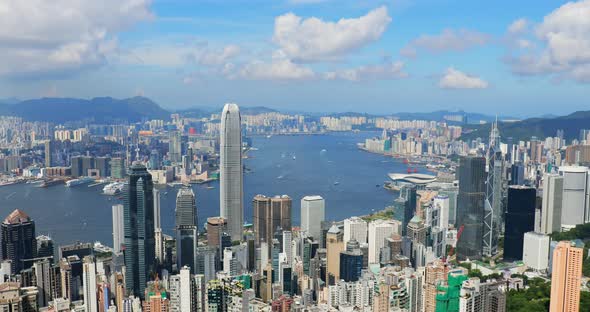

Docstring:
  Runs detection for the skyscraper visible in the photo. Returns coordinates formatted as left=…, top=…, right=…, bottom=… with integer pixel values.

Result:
left=326, top=225, right=344, bottom=285
left=550, top=241, right=583, bottom=312
left=456, top=156, right=486, bottom=261
left=252, top=195, right=292, bottom=251
left=83, top=256, right=98, bottom=312
left=300, top=195, right=325, bottom=240
left=541, top=173, right=563, bottom=234
left=219, top=103, right=243, bottom=242
left=44, top=140, right=52, bottom=167
left=123, top=163, right=156, bottom=298
left=483, top=119, right=503, bottom=257
left=504, top=186, right=536, bottom=261
left=1, top=209, right=36, bottom=274
left=400, top=185, right=417, bottom=235
left=112, top=204, right=124, bottom=255
left=343, top=217, right=368, bottom=246
left=557, top=166, right=590, bottom=229
left=169, top=131, right=182, bottom=163
left=176, top=187, right=198, bottom=272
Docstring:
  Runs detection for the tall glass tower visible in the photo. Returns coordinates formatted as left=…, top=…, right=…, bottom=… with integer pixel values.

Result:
left=123, top=163, right=155, bottom=298
left=1, top=209, right=36, bottom=274
left=456, top=156, right=486, bottom=261
left=176, top=187, right=198, bottom=272
left=219, top=103, right=243, bottom=241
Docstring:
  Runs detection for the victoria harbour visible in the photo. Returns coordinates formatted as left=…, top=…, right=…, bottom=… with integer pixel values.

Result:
left=0, top=131, right=411, bottom=246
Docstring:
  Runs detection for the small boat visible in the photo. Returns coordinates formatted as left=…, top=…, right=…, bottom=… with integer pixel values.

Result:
left=292, top=155, right=296, bottom=160
left=333, top=181, right=340, bottom=185
left=207, top=186, right=215, bottom=190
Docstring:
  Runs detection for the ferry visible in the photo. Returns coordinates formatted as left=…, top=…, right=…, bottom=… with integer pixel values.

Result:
left=66, top=177, right=95, bottom=187
left=103, top=182, right=125, bottom=195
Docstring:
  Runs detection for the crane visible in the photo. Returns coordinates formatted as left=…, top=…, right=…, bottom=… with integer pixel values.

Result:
left=444, top=224, right=464, bottom=263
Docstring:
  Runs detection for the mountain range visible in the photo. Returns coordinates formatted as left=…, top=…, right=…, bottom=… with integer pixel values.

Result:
left=462, top=110, right=590, bottom=141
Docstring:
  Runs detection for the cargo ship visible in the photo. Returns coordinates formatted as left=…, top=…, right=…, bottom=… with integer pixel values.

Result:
left=66, top=177, right=95, bottom=187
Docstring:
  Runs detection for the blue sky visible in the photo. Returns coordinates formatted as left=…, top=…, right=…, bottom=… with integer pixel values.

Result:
left=1, top=0, right=589, bottom=117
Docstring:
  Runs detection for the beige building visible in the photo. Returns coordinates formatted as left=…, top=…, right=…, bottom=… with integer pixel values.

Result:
left=326, top=225, right=344, bottom=284
left=550, top=241, right=583, bottom=312
left=424, top=261, right=449, bottom=312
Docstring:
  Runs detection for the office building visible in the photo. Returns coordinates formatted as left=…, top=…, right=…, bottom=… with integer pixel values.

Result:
left=343, top=217, right=367, bottom=246
left=44, top=140, right=52, bottom=167
left=110, top=157, right=125, bottom=179
left=510, top=163, right=524, bottom=185
left=252, top=195, right=292, bottom=251
left=219, top=103, right=244, bottom=241
left=206, top=217, right=227, bottom=249
left=522, top=232, right=550, bottom=272
left=558, top=166, right=590, bottom=229
left=368, top=220, right=399, bottom=264
left=1, top=209, right=36, bottom=274
left=326, top=225, right=344, bottom=285
left=339, top=250, right=363, bottom=282
left=112, top=204, right=124, bottom=255
left=168, top=131, right=182, bottom=163
left=504, top=186, right=536, bottom=261
left=550, top=241, right=583, bottom=312
left=456, top=156, right=486, bottom=261
left=400, top=185, right=417, bottom=235
left=176, top=187, right=198, bottom=272
left=541, top=174, right=563, bottom=234
left=300, top=195, right=325, bottom=240
left=123, top=163, right=156, bottom=298
left=82, top=257, right=98, bottom=312
left=36, top=235, right=54, bottom=259
left=433, top=195, right=450, bottom=229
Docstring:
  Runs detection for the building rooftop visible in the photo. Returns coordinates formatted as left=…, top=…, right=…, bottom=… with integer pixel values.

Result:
left=4, top=209, right=31, bottom=224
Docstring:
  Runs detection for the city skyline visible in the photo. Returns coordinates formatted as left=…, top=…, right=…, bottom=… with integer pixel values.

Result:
left=1, top=1, right=590, bottom=116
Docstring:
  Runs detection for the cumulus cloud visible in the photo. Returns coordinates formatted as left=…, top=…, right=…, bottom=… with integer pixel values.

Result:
left=0, top=0, right=153, bottom=78
left=505, top=0, right=590, bottom=82
left=401, top=29, right=490, bottom=58
left=273, top=6, right=391, bottom=62
left=439, top=68, right=488, bottom=89
left=323, top=61, right=408, bottom=81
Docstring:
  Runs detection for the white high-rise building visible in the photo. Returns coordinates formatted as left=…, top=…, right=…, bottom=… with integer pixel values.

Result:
left=522, top=231, right=550, bottom=272
left=558, top=166, right=590, bottom=229
left=83, top=257, right=98, bottom=312
left=433, top=195, right=450, bottom=229
left=220, top=103, right=244, bottom=241
left=541, top=173, right=563, bottom=234
left=282, top=231, right=293, bottom=266
left=343, top=217, right=368, bottom=246
left=154, top=188, right=161, bottom=229
left=179, top=266, right=195, bottom=312
left=368, top=220, right=399, bottom=264
left=112, top=204, right=124, bottom=255
left=301, top=195, right=325, bottom=240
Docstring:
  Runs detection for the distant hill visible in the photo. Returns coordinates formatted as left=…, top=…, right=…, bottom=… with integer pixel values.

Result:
left=392, top=110, right=516, bottom=124
left=1, top=96, right=169, bottom=123
left=239, top=106, right=277, bottom=115
left=461, top=110, right=590, bottom=141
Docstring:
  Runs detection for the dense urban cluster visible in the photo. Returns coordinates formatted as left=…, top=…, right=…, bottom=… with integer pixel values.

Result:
left=0, top=105, right=589, bottom=312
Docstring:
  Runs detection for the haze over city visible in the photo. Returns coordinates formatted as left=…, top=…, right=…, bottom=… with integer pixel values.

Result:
left=2, top=0, right=590, bottom=116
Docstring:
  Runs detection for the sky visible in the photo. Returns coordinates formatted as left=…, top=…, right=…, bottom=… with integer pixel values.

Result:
left=1, top=0, right=589, bottom=117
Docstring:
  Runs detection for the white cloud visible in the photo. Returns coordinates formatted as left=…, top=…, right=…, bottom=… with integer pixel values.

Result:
left=508, top=18, right=529, bottom=35
left=401, top=29, right=489, bottom=57
left=273, top=6, right=391, bottom=62
left=324, top=61, right=408, bottom=81
left=199, top=45, right=241, bottom=66
left=0, top=0, right=153, bottom=78
left=233, top=59, right=316, bottom=81
left=505, top=0, right=590, bottom=83
left=439, top=67, right=488, bottom=89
